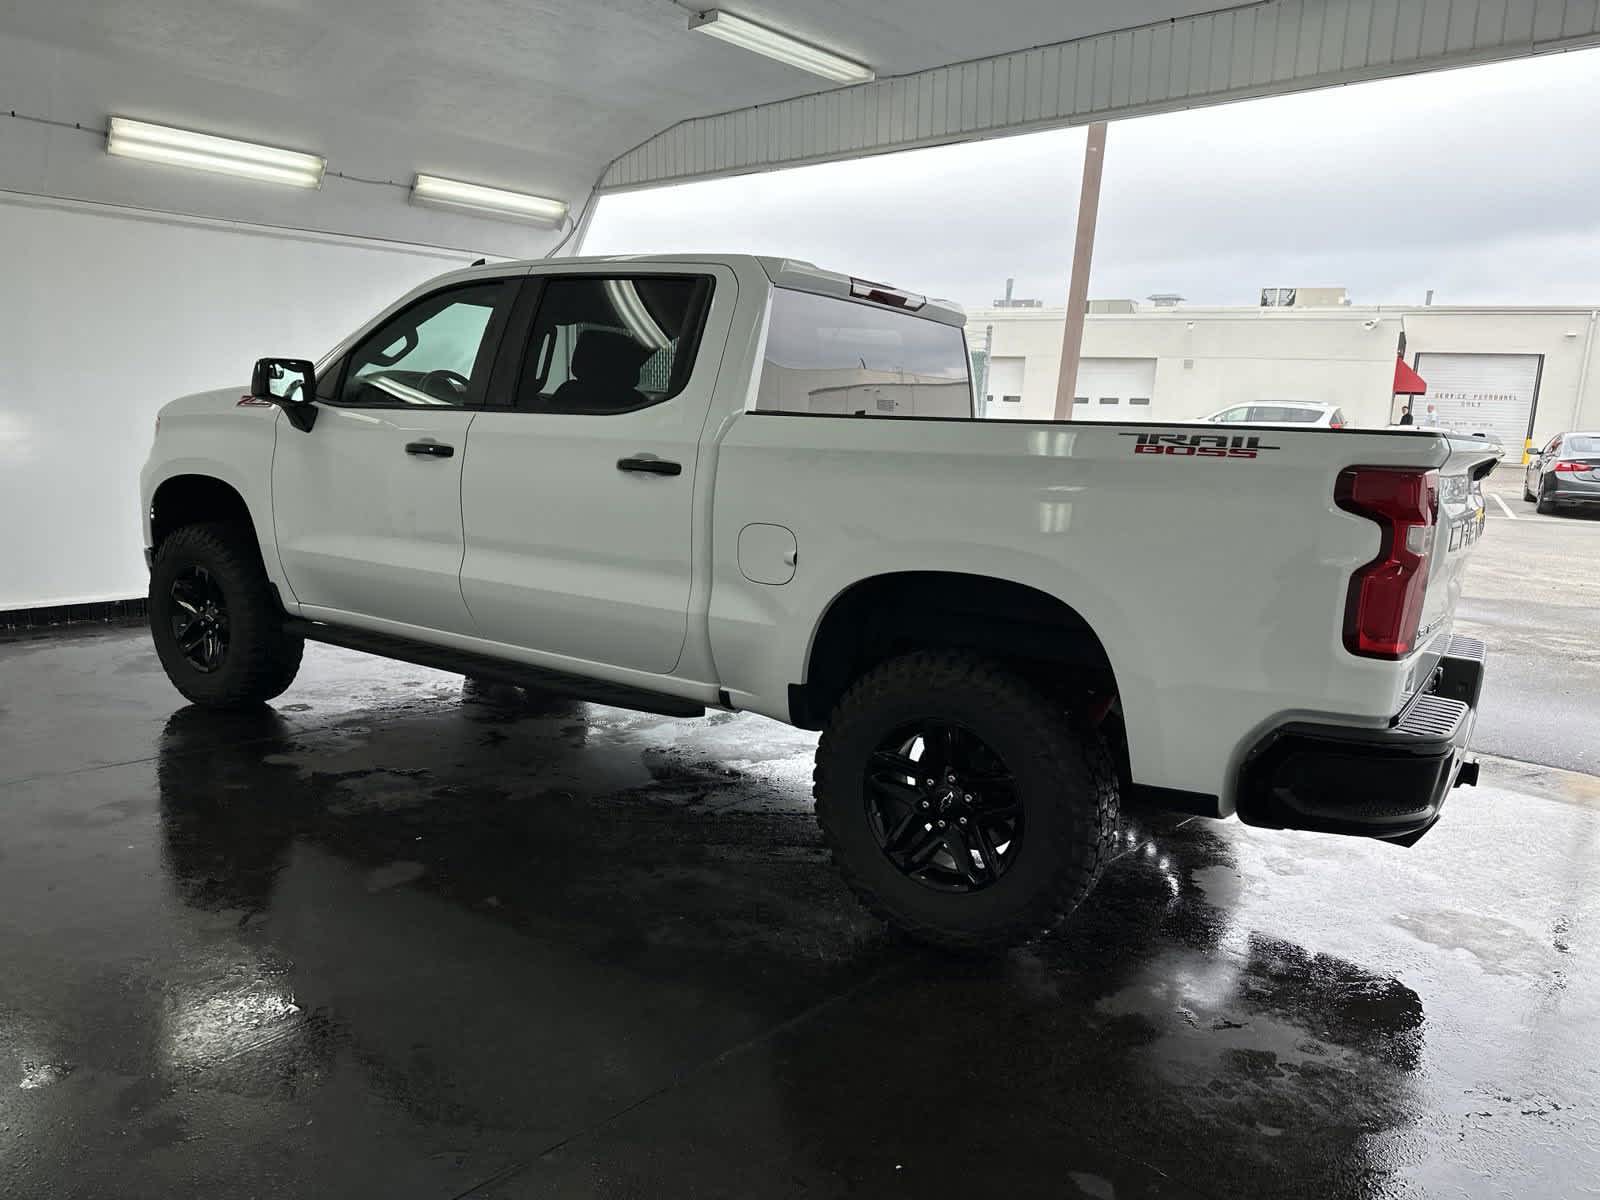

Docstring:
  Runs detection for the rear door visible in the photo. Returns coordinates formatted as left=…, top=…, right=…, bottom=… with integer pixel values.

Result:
left=272, top=278, right=517, bottom=633
left=459, top=267, right=735, bottom=674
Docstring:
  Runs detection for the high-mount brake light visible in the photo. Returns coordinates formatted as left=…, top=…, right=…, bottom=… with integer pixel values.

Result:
left=849, top=278, right=925, bottom=310
left=1335, top=466, right=1440, bottom=659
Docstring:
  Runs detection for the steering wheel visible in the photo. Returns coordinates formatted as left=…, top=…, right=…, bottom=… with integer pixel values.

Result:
left=418, top=369, right=471, bottom=402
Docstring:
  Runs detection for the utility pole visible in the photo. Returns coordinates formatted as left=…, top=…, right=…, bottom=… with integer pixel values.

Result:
left=1054, top=121, right=1108, bottom=421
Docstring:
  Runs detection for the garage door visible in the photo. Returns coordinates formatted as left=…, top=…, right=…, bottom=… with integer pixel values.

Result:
left=1413, top=353, right=1540, bottom=460
left=986, top=356, right=1026, bottom=409
left=1076, top=358, right=1156, bottom=416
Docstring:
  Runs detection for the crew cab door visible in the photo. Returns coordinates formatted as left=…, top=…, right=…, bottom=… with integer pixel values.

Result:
left=272, top=278, right=517, bottom=633
left=460, top=268, right=732, bottom=674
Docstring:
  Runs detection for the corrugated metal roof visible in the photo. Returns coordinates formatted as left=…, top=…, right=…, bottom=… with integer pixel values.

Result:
left=601, top=0, right=1600, bottom=192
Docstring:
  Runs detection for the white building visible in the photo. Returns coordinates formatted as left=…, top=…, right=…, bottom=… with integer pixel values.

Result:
left=969, top=293, right=1600, bottom=460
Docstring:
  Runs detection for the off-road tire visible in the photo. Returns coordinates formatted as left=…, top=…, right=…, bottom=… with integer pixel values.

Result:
left=149, top=522, right=303, bottom=707
left=814, top=651, right=1119, bottom=950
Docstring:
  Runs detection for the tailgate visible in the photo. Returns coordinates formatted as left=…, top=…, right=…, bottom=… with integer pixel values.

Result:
left=1418, top=436, right=1498, bottom=646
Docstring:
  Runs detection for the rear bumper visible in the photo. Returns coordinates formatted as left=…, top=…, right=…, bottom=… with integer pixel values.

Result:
left=1545, top=477, right=1600, bottom=505
left=1236, top=635, right=1486, bottom=845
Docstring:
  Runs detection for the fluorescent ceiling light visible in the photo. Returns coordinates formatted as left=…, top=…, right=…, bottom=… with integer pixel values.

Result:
left=689, top=10, right=874, bottom=84
left=411, top=174, right=568, bottom=226
left=106, top=117, right=324, bottom=188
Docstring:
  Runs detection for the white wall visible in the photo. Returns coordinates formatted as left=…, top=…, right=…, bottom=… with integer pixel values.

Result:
left=1404, top=309, right=1600, bottom=446
left=972, top=306, right=1402, bottom=425
left=0, top=195, right=482, bottom=610
left=973, top=303, right=1600, bottom=438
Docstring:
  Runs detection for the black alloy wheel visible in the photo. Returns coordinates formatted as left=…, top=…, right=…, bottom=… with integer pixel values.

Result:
left=169, top=565, right=230, bottom=673
left=148, top=522, right=304, bottom=707
left=864, top=719, right=1023, bottom=893
left=814, top=651, right=1120, bottom=949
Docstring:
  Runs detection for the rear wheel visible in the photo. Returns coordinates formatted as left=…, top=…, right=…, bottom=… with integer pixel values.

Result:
left=814, top=652, right=1119, bottom=950
left=149, top=522, right=303, bottom=707
left=1536, top=476, right=1556, bottom=515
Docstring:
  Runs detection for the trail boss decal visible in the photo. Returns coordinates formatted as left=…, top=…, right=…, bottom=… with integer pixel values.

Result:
left=1120, top=432, right=1280, bottom=459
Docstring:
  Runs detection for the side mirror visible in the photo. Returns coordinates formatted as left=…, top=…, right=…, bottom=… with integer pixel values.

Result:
left=251, top=358, right=318, bottom=431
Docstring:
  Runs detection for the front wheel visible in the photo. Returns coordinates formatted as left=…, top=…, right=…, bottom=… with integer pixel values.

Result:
left=149, top=522, right=303, bottom=707
left=814, top=652, right=1119, bottom=950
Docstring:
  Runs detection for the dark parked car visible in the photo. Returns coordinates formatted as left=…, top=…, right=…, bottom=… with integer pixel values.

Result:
left=1525, top=432, right=1600, bottom=514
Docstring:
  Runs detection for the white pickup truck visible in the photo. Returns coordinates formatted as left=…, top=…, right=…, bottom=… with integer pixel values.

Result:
left=141, top=254, right=1498, bottom=948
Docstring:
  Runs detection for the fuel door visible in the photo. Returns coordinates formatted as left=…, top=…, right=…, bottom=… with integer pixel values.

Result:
left=737, top=523, right=797, bottom=586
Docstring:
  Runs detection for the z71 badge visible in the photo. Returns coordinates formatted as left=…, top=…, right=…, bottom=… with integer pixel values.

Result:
left=1119, top=432, right=1280, bottom=459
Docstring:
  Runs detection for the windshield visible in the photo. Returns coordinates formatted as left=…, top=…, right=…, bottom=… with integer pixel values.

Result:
left=757, top=288, right=971, bottom=418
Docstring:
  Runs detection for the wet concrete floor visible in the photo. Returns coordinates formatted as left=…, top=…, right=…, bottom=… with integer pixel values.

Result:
left=2, top=626, right=1597, bottom=1198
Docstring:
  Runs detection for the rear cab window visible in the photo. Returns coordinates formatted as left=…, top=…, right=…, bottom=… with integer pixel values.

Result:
left=756, top=288, right=971, bottom=418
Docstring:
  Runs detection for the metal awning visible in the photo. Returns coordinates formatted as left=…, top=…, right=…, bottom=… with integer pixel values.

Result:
left=4, top=0, right=1598, bottom=257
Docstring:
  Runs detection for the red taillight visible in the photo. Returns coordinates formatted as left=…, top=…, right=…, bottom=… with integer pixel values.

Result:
left=1335, top=466, right=1439, bottom=659
left=1552, top=460, right=1584, bottom=472
left=1330, top=420, right=1345, bottom=429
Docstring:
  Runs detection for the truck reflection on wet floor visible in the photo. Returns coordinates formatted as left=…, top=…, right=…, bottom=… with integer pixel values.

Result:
left=153, top=693, right=1425, bottom=1197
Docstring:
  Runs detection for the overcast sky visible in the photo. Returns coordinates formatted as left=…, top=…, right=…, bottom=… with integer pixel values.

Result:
left=585, top=46, right=1600, bottom=310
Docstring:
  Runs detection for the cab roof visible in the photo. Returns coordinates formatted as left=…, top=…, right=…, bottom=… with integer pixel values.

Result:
left=485, top=253, right=967, bottom=328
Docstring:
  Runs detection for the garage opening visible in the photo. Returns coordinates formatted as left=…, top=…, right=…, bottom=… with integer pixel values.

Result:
left=1414, top=352, right=1543, bottom=461
left=1076, top=358, right=1157, bottom=415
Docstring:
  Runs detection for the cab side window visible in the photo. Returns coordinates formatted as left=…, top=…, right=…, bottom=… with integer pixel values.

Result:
left=340, top=281, right=512, bottom=408
left=514, top=275, right=713, bottom=414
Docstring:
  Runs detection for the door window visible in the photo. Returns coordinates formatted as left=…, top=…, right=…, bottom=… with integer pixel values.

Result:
left=1213, top=406, right=1250, bottom=422
left=514, top=275, right=713, bottom=413
left=341, top=281, right=512, bottom=408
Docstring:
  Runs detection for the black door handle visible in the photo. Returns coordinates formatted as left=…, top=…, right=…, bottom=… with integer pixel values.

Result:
left=617, top=456, right=682, bottom=476
left=406, top=441, right=454, bottom=458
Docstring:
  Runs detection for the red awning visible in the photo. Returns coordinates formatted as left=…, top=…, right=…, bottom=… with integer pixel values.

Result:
left=1393, top=356, right=1427, bottom=395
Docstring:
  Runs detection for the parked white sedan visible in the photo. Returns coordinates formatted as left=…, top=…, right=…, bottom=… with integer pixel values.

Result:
left=1200, top=402, right=1349, bottom=428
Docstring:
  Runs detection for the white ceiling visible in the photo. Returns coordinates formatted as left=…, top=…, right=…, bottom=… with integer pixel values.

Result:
left=0, top=0, right=1240, bottom=253
left=3, top=0, right=1595, bottom=255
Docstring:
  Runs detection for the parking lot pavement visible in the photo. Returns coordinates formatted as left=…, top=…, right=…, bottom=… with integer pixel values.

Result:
left=1457, top=469, right=1600, bottom=774
left=3, top=628, right=1598, bottom=1199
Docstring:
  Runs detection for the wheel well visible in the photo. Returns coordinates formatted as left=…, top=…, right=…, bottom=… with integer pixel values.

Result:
left=792, top=572, right=1119, bottom=731
left=149, top=475, right=255, bottom=549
